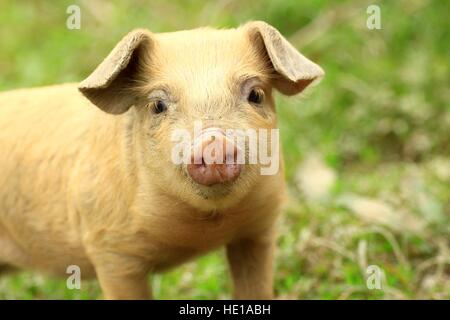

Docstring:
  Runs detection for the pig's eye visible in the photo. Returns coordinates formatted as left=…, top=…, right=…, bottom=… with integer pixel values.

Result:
left=247, top=88, right=264, bottom=104
left=152, top=100, right=168, bottom=114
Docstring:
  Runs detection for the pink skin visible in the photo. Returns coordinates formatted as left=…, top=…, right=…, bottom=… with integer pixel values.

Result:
left=187, top=128, right=242, bottom=186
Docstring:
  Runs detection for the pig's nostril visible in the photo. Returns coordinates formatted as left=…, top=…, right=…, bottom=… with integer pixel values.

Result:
left=225, top=152, right=235, bottom=164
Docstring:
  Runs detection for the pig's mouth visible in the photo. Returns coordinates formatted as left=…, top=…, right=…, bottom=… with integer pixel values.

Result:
left=194, top=181, right=237, bottom=199
left=187, top=161, right=242, bottom=186
left=181, top=162, right=244, bottom=199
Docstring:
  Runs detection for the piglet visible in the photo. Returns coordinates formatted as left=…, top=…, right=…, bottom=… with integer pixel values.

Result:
left=0, top=21, right=324, bottom=299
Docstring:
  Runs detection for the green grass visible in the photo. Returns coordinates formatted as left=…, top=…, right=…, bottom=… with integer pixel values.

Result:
left=0, top=0, right=449, bottom=299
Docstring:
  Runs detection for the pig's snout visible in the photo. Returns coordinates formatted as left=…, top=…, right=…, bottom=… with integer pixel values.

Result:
left=187, top=128, right=242, bottom=186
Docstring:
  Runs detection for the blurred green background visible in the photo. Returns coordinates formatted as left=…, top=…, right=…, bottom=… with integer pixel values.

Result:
left=0, top=0, right=448, bottom=299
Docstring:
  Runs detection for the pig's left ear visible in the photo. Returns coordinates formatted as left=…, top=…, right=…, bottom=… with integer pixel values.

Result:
left=244, top=21, right=324, bottom=95
left=78, top=29, right=153, bottom=114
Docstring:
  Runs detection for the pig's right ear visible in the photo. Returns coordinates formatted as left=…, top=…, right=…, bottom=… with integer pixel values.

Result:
left=78, top=29, right=153, bottom=114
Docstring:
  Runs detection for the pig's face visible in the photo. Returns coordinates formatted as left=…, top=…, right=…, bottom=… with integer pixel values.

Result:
left=79, top=22, right=324, bottom=211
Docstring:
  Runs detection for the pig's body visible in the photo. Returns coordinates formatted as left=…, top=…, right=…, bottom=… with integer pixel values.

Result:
left=0, top=83, right=283, bottom=278
left=0, top=84, right=99, bottom=276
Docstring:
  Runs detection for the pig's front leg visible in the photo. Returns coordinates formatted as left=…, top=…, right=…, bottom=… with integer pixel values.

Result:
left=226, top=231, right=275, bottom=300
left=89, top=252, right=151, bottom=300
left=96, top=269, right=150, bottom=300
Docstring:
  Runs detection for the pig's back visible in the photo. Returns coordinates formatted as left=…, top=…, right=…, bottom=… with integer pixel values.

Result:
left=0, top=83, right=95, bottom=147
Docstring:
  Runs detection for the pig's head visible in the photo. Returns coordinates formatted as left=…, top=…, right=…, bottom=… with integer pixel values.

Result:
left=79, top=21, right=324, bottom=211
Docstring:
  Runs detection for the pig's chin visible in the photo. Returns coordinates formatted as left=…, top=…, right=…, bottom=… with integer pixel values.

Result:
left=192, top=179, right=237, bottom=198
left=189, top=183, right=247, bottom=211
left=180, top=164, right=251, bottom=210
